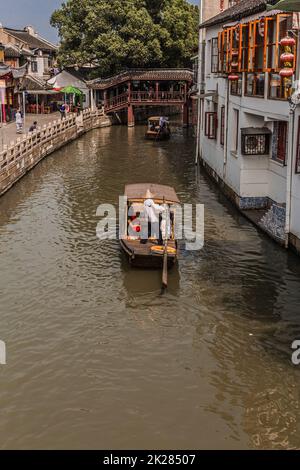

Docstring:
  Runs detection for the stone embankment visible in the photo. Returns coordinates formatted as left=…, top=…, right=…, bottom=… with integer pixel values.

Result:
left=0, top=109, right=112, bottom=197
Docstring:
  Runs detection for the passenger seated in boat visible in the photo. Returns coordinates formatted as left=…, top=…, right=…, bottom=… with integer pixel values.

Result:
left=128, top=213, right=141, bottom=240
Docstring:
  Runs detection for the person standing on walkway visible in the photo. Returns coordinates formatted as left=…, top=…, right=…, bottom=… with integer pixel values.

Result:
left=15, top=110, right=23, bottom=134
left=59, top=103, right=66, bottom=120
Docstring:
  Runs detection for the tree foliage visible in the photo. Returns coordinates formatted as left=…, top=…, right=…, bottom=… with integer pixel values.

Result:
left=50, top=0, right=199, bottom=76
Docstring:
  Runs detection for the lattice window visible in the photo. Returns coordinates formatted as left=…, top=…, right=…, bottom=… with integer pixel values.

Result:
left=242, top=131, right=270, bottom=156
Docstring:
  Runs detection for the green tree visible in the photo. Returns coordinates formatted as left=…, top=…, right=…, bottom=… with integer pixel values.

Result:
left=50, top=0, right=199, bottom=76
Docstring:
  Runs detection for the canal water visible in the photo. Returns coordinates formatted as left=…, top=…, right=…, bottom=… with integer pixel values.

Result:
left=1, top=123, right=300, bottom=450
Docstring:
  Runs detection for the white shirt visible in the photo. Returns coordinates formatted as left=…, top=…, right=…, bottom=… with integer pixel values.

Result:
left=144, top=199, right=165, bottom=223
left=15, top=112, right=22, bottom=124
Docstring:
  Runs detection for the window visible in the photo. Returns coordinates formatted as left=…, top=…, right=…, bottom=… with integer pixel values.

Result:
left=232, top=109, right=239, bottom=153
left=218, top=13, right=295, bottom=76
left=272, top=121, right=288, bottom=164
left=31, top=61, right=38, bottom=73
left=231, top=74, right=242, bottom=96
left=211, top=38, right=219, bottom=73
left=252, top=20, right=266, bottom=72
left=205, top=112, right=218, bottom=140
left=277, top=14, right=294, bottom=70
left=241, top=129, right=270, bottom=155
left=296, top=117, right=300, bottom=174
left=220, top=106, right=225, bottom=146
left=265, top=17, right=276, bottom=70
left=230, top=26, right=240, bottom=71
left=240, top=24, right=250, bottom=72
left=269, top=72, right=292, bottom=99
left=218, top=30, right=229, bottom=73
left=245, top=73, right=265, bottom=97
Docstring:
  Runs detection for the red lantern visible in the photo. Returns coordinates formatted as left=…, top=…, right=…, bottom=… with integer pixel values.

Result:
left=280, top=36, right=296, bottom=47
left=231, top=62, right=239, bottom=69
left=280, top=52, right=295, bottom=63
left=228, top=73, right=239, bottom=81
left=279, top=68, right=294, bottom=78
left=232, top=49, right=239, bottom=57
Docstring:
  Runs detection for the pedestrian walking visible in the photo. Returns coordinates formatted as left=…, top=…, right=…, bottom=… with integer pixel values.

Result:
left=59, top=103, right=66, bottom=120
left=15, top=109, right=23, bottom=134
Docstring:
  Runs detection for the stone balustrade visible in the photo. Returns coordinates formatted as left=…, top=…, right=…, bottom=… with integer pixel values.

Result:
left=0, top=108, right=111, bottom=197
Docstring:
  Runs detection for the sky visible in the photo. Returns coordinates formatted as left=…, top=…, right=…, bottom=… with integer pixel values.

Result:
left=0, top=0, right=199, bottom=44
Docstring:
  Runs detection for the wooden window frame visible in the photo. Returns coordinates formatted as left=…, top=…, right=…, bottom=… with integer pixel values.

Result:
left=265, top=17, right=276, bottom=72
left=234, top=110, right=239, bottom=153
left=219, top=13, right=296, bottom=76
left=220, top=106, right=225, bottom=146
left=275, top=13, right=296, bottom=71
left=211, top=37, right=219, bottom=73
left=231, top=73, right=243, bottom=96
left=240, top=23, right=250, bottom=72
left=205, top=112, right=218, bottom=140
left=272, top=121, right=288, bottom=165
left=268, top=72, right=293, bottom=100
left=245, top=72, right=265, bottom=97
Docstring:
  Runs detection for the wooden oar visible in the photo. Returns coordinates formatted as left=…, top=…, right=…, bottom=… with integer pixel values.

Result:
left=162, top=199, right=168, bottom=289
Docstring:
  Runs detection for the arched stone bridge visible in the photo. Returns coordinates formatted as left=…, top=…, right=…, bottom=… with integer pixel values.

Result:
left=88, top=69, right=194, bottom=126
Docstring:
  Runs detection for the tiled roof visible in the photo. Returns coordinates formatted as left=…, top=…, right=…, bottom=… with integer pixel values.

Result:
left=20, top=74, right=48, bottom=91
left=200, top=0, right=279, bottom=29
left=88, top=69, right=194, bottom=89
left=4, top=45, right=21, bottom=58
left=0, top=63, right=27, bottom=79
left=3, top=44, right=33, bottom=58
left=3, top=28, right=57, bottom=51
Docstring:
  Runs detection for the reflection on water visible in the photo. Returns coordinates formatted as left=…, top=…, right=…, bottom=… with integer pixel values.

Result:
left=1, top=122, right=300, bottom=449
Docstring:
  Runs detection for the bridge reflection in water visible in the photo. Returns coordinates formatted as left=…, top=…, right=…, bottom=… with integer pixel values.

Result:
left=88, top=69, right=194, bottom=126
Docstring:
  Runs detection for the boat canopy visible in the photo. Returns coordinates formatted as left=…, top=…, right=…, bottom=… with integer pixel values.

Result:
left=148, top=116, right=161, bottom=122
left=125, top=184, right=180, bottom=204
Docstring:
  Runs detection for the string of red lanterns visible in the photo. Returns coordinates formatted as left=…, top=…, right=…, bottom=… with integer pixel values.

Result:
left=279, top=35, right=296, bottom=79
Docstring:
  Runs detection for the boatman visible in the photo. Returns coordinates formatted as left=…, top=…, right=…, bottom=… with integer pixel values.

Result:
left=141, top=192, right=165, bottom=245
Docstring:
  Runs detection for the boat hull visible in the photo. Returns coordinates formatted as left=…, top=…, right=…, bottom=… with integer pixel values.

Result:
left=120, top=239, right=177, bottom=269
left=145, top=131, right=171, bottom=141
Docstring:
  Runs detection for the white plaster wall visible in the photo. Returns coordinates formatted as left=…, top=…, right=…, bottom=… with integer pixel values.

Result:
left=290, top=109, right=300, bottom=239
left=37, top=55, right=45, bottom=77
left=200, top=24, right=291, bottom=206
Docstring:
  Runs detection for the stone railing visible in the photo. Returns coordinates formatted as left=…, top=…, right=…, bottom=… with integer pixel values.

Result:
left=0, top=108, right=111, bottom=197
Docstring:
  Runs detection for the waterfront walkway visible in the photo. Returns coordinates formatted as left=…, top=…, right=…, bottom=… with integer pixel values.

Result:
left=0, top=113, right=61, bottom=150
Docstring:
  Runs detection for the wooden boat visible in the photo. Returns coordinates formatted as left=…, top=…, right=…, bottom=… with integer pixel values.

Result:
left=145, top=116, right=171, bottom=141
left=120, top=183, right=179, bottom=270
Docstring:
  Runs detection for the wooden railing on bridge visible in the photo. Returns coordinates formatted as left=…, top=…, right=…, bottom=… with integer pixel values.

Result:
left=104, top=91, right=186, bottom=113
